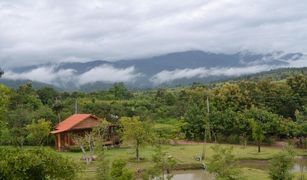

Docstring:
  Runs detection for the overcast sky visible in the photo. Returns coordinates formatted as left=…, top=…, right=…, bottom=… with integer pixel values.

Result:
left=1, top=0, right=307, bottom=68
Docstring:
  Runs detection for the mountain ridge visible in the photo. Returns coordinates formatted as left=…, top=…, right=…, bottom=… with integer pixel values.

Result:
left=1, top=50, right=305, bottom=91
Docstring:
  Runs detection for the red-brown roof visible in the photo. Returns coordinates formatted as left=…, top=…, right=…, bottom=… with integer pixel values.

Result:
left=51, top=114, right=98, bottom=134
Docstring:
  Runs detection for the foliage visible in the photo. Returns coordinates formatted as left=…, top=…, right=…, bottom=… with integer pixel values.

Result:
left=36, top=87, right=58, bottom=105
left=110, top=159, right=134, bottom=180
left=120, top=116, right=153, bottom=161
left=269, top=145, right=296, bottom=180
left=71, top=132, right=96, bottom=164
left=26, top=119, right=51, bottom=145
left=183, top=102, right=206, bottom=140
left=143, top=145, right=177, bottom=180
left=6, top=107, right=32, bottom=147
left=250, top=119, right=265, bottom=153
left=96, top=149, right=111, bottom=180
left=153, top=122, right=184, bottom=144
left=109, top=82, right=132, bottom=100
left=245, top=107, right=282, bottom=152
left=0, top=71, right=307, bottom=148
left=207, top=145, right=243, bottom=180
left=0, top=148, right=79, bottom=180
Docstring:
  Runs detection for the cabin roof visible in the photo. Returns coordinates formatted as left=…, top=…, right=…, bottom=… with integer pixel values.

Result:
left=50, top=114, right=98, bottom=134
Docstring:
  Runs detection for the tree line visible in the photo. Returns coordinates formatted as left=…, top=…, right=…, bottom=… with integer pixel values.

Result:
left=0, top=74, right=306, bottom=149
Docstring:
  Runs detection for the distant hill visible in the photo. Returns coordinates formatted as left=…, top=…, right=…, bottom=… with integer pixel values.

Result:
left=0, top=50, right=305, bottom=91
left=227, top=67, right=307, bottom=82
left=0, top=79, right=58, bottom=90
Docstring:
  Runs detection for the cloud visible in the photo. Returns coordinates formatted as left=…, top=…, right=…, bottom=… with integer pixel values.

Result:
left=3, top=67, right=76, bottom=85
left=150, top=65, right=281, bottom=85
left=287, top=55, right=307, bottom=67
left=0, top=0, right=307, bottom=68
left=3, top=65, right=141, bottom=85
left=78, top=65, right=141, bottom=84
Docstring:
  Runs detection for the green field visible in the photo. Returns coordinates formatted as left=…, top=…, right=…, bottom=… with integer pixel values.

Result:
left=59, top=143, right=307, bottom=179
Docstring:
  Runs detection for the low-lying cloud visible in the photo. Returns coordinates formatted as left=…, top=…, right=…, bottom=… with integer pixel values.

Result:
left=150, top=65, right=281, bottom=85
left=78, top=65, right=141, bottom=84
left=3, top=67, right=76, bottom=85
left=3, top=65, right=141, bottom=86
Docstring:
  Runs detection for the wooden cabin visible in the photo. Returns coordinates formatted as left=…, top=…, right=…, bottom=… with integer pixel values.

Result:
left=51, top=114, right=118, bottom=151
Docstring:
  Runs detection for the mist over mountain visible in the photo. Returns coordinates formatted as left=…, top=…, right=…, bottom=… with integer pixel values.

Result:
left=1, top=50, right=305, bottom=91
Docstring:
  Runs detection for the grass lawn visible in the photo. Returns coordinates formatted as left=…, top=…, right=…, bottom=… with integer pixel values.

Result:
left=60, top=143, right=307, bottom=179
left=62, top=143, right=307, bottom=164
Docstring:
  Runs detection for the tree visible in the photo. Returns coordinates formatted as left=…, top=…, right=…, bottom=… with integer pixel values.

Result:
left=52, top=98, right=64, bottom=122
left=245, top=107, right=281, bottom=152
left=143, top=145, right=177, bottom=180
left=36, top=87, right=58, bottom=105
left=250, top=119, right=265, bottom=153
left=96, top=148, right=111, bottom=180
left=26, top=119, right=51, bottom=145
left=120, top=117, right=153, bottom=161
left=109, top=82, right=132, bottom=100
left=183, top=102, right=206, bottom=140
left=72, top=132, right=96, bottom=164
left=153, top=121, right=184, bottom=145
left=269, top=146, right=295, bottom=180
left=73, top=120, right=110, bottom=165
left=213, top=83, right=251, bottom=111
left=287, top=74, right=307, bottom=98
left=0, top=84, right=11, bottom=142
left=7, top=107, right=32, bottom=148
left=207, top=145, right=243, bottom=180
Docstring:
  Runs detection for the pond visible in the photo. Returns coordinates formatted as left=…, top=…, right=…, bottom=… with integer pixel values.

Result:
left=171, top=170, right=213, bottom=180
left=170, top=156, right=307, bottom=180
left=238, top=156, right=307, bottom=172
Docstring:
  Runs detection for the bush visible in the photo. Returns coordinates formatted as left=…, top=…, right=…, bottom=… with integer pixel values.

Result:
left=207, top=145, right=243, bottom=180
left=110, top=159, right=134, bottom=180
left=96, top=150, right=111, bottom=180
left=269, top=146, right=295, bottom=180
left=0, top=147, right=79, bottom=180
left=67, top=145, right=83, bottom=152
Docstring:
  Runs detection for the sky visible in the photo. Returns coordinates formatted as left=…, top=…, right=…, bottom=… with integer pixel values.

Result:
left=1, top=0, right=307, bottom=68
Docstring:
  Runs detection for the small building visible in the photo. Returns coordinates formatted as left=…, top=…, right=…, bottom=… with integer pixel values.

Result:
left=51, top=114, right=118, bottom=151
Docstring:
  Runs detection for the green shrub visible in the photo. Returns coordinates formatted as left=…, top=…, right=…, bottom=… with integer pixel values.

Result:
left=269, top=146, right=295, bottom=180
left=207, top=145, right=244, bottom=180
left=110, top=159, right=134, bottom=180
left=0, top=147, right=79, bottom=180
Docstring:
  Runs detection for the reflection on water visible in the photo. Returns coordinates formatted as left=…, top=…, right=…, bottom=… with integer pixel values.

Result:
left=172, top=170, right=213, bottom=180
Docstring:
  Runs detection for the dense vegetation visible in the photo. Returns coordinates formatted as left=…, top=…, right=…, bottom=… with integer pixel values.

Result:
left=0, top=73, right=306, bottom=147
left=0, top=70, right=306, bottom=179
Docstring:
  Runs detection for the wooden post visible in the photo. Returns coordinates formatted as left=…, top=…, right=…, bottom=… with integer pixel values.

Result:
left=57, top=133, right=61, bottom=151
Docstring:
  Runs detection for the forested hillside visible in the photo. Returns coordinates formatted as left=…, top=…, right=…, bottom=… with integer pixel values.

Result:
left=1, top=50, right=305, bottom=91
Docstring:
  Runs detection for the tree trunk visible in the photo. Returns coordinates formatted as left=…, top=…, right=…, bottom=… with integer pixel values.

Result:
left=80, top=145, right=89, bottom=164
left=136, top=141, right=140, bottom=161
left=89, top=141, right=94, bottom=162
left=258, top=142, right=261, bottom=153
left=212, top=131, right=217, bottom=143
left=162, top=166, right=165, bottom=180
left=57, top=112, right=61, bottom=123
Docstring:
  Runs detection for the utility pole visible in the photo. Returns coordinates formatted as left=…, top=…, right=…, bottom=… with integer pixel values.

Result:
left=206, top=96, right=211, bottom=140
left=75, top=98, right=78, bottom=114
left=202, top=96, right=210, bottom=165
